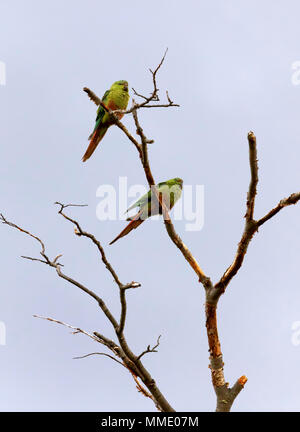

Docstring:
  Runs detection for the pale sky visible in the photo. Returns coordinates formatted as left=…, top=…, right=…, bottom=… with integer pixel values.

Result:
left=1, top=0, right=300, bottom=412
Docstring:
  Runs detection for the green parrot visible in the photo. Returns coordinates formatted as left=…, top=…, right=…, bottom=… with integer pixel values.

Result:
left=82, top=80, right=130, bottom=162
left=110, top=178, right=183, bottom=245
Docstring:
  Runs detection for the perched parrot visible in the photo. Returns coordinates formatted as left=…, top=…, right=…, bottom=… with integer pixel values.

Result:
left=82, top=80, right=130, bottom=162
left=109, top=178, right=183, bottom=245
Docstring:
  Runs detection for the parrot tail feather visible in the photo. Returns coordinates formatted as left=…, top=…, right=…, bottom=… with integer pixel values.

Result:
left=109, top=211, right=145, bottom=245
left=82, top=127, right=107, bottom=162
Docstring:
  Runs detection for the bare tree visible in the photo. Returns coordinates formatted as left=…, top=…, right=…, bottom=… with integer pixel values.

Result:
left=2, top=52, right=300, bottom=412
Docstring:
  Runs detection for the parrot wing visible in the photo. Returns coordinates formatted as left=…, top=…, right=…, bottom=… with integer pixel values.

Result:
left=125, top=182, right=170, bottom=214
left=125, top=189, right=152, bottom=213
left=82, top=90, right=110, bottom=162
left=88, top=90, right=110, bottom=138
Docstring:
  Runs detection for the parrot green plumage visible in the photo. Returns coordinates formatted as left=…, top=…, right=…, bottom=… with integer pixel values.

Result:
left=82, top=80, right=130, bottom=162
left=109, top=178, right=183, bottom=245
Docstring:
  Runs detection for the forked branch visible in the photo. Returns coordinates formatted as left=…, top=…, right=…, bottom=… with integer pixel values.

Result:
left=204, top=131, right=299, bottom=411
left=214, top=132, right=300, bottom=297
left=0, top=209, right=174, bottom=412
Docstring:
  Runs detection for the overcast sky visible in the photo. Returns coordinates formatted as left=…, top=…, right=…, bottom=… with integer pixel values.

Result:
left=1, top=0, right=300, bottom=412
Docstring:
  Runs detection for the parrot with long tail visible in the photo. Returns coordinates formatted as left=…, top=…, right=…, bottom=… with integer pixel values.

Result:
left=110, top=178, right=183, bottom=245
left=82, top=80, right=130, bottom=162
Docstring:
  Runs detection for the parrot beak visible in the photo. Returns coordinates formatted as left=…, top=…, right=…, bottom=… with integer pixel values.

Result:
left=124, top=83, right=128, bottom=92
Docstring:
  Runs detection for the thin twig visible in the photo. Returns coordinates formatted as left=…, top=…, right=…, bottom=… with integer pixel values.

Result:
left=257, top=192, right=300, bottom=227
left=137, top=335, right=161, bottom=361
left=1, top=213, right=48, bottom=260
left=33, top=315, right=102, bottom=343
left=73, top=352, right=125, bottom=367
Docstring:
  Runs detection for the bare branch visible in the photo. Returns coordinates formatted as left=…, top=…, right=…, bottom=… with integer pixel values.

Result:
left=131, top=87, right=149, bottom=101
left=83, top=87, right=101, bottom=106
left=132, top=107, right=155, bottom=186
left=161, top=214, right=211, bottom=287
left=21, top=255, right=49, bottom=265
left=214, top=131, right=300, bottom=296
left=214, top=132, right=260, bottom=295
left=245, top=131, right=258, bottom=221
left=33, top=315, right=102, bottom=343
left=126, top=367, right=163, bottom=412
left=1, top=209, right=175, bottom=411
left=257, top=192, right=300, bottom=227
left=119, top=289, right=127, bottom=335
left=55, top=202, right=139, bottom=291
left=124, top=100, right=180, bottom=113
left=204, top=130, right=299, bottom=410
left=2, top=212, right=121, bottom=330
left=73, top=352, right=125, bottom=367
left=55, top=203, right=88, bottom=209
left=137, top=335, right=162, bottom=361
left=205, top=303, right=247, bottom=411
left=55, top=265, right=120, bottom=330
left=121, top=49, right=179, bottom=113
left=112, top=118, right=143, bottom=158
left=54, top=201, right=143, bottom=341
left=1, top=213, right=49, bottom=262
left=122, top=281, right=141, bottom=290
left=33, top=314, right=166, bottom=410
